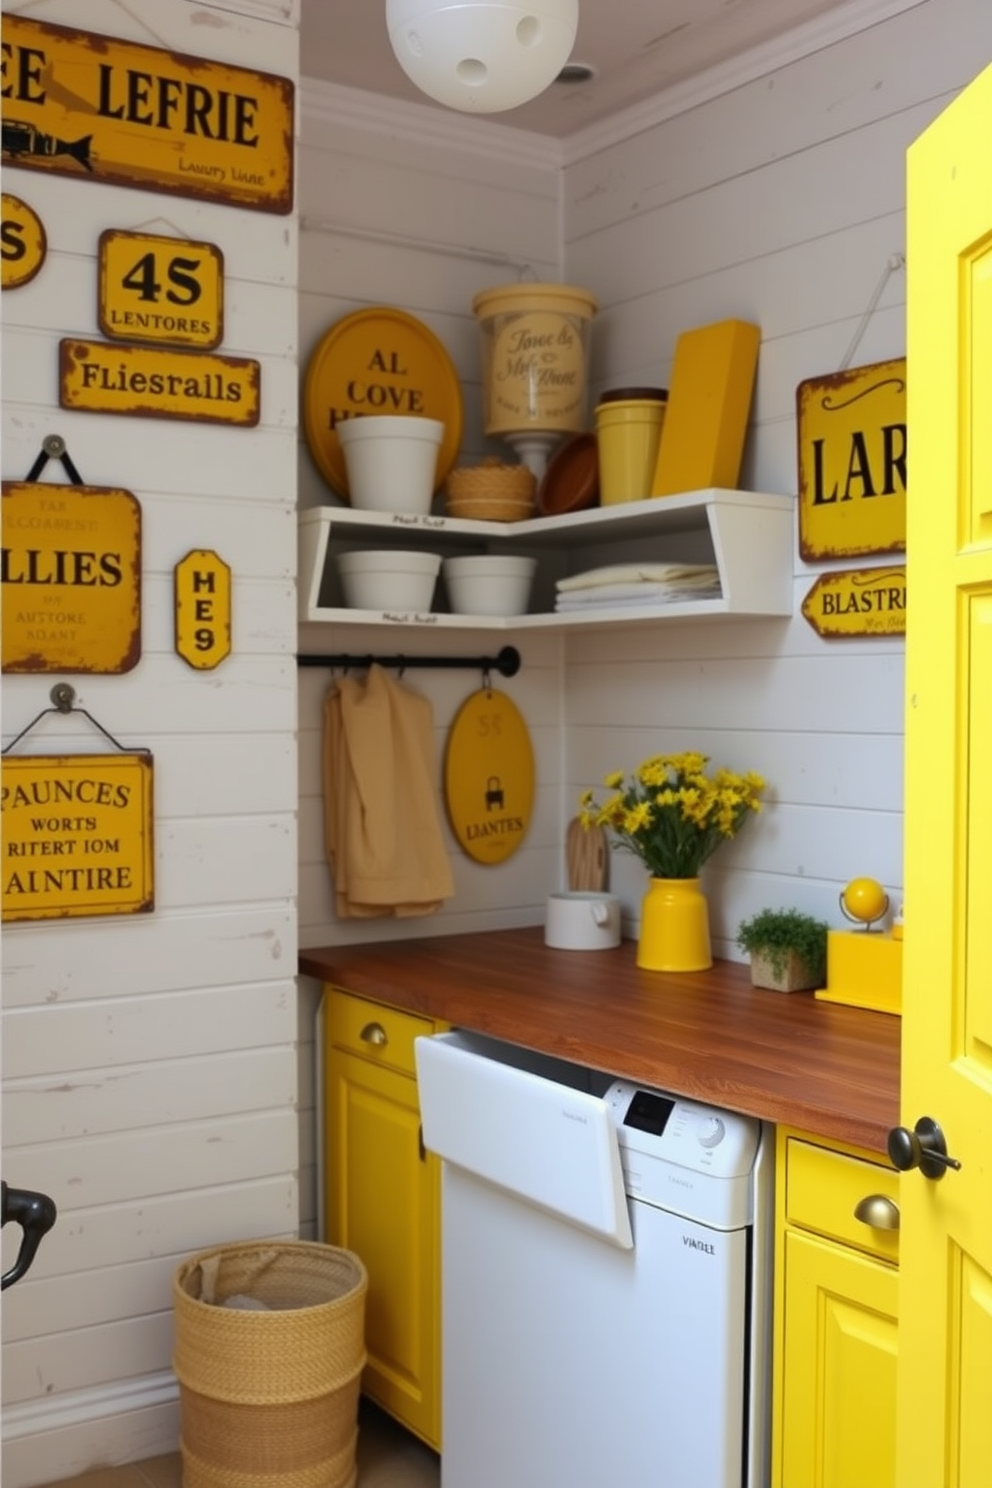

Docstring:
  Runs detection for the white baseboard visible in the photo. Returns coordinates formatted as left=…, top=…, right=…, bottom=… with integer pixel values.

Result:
left=1, top=1374, right=180, bottom=1488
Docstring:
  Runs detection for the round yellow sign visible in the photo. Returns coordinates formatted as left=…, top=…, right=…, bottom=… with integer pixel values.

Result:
left=2, top=194, right=47, bottom=290
left=444, top=689, right=534, bottom=865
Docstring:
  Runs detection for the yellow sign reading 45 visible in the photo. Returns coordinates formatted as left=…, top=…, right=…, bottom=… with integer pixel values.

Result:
left=99, top=229, right=224, bottom=349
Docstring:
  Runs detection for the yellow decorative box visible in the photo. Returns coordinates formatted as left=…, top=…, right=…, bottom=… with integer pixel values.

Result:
left=814, top=929, right=902, bottom=1016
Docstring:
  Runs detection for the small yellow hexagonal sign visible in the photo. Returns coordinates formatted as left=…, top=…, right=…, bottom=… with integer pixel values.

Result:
left=174, top=550, right=231, bottom=669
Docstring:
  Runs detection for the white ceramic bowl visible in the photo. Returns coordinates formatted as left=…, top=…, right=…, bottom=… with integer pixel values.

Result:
left=337, top=415, right=445, bottom=514
left=442, top=554, right=537, bottom=616
left=337, top=549, right=442, bottom=611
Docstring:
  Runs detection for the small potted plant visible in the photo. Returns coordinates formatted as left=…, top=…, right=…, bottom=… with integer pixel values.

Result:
left=736, top=907, right=830, bottom=993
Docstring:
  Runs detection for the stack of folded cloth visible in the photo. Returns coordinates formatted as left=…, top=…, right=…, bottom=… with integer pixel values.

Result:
left=555, top=562, right=722, bottom=611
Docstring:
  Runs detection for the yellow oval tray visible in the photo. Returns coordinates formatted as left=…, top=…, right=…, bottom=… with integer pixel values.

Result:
left=303, top=306, right=464, bottom=498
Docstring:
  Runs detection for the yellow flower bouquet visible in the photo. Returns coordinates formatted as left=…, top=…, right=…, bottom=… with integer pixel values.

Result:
left=580, top=751, right=766, bottom=880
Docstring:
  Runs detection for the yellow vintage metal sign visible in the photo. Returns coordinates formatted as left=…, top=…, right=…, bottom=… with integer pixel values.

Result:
left=1, top=15, right=294, bottom=213
left=801, top=565, right=906, bottom=638
left=59, top=338, right=260, bottom=426
left=174, top=549, right=231, bottom=669
left=443, top=689, right=534, bottom=865
left=1, top=752, right=154, bottom=922
left=797, top=357, right=907, bottom=560
left=99, top=230, right=224, bottom=348
left=2, top=481, right=141, bottom=673
left=1, top=192, right=46, bottom=289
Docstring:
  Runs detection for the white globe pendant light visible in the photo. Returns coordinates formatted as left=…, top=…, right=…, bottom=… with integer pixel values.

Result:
left=386, top=0, right=579, bottom=113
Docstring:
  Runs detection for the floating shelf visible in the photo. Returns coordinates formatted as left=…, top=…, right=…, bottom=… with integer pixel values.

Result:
left=297, top=488, right=796, bottom=632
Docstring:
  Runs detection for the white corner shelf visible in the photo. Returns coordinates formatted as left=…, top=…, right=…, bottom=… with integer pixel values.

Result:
left=297, top=488, right=796, bottom=633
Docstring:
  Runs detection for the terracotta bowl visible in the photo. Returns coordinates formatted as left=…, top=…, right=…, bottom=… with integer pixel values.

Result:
left=536, top=433, right=599, bottom=516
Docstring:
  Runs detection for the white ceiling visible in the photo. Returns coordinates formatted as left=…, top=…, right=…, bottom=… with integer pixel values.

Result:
left=301, top=0, right=863, bottom=138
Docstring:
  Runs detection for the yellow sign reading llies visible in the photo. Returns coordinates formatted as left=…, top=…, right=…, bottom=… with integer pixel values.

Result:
left=1, top=15, right=294, bottom=214
left=59, top=338, right=260, bottom=426
left=1, top=752, right=155, bottom=922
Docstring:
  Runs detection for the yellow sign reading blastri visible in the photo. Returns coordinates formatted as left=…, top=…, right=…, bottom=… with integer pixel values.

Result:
left=1, top=752, right=154, bottom=922
left=802, top=565, right=906, bottom=638
left=2, top=481, right=141, bottom=674
left=59, top=338, right=260, bottom=426
left=797, top=357, right=907, bottom=560
left=1, top=192, right=46, bottom=289
left=99, top=230, right=224, bottom=348
left=1, top=15, right=294, bottom=213
left=175, top=550, right=231, bottom=669
left=443, top=689, right=535, bottom=865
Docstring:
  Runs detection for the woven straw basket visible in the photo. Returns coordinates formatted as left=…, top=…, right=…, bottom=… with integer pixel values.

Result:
left=445, top=458, right=536, bottom=521
left=173, top=1241, right=368, bottom=1488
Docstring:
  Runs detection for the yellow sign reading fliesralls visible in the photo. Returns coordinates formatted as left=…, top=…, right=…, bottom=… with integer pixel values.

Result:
left=444, top=689, right=534, bottom=865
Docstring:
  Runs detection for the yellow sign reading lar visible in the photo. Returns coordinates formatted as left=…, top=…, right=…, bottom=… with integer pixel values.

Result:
left=1, top=193, right=47, bottom=289
left=99, top=230, right=224, bottom=349
left=1, top=752, right=154, bottom=922
left=1, top=15, right=294, bottom=214
left=798, top=357, right=907, bottom=561
left=175, top=550, right=231, bottom=669
left=802, top=565, right=906, bottom=638
left=2, top=481, right=141, bottom=674
left=60, top=338, right=260, bottom=426
left=443, top=689, right=535, bottom=865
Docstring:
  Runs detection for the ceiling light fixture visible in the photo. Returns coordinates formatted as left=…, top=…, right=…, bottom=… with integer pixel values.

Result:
left=385, top=0, right=580, bottom=114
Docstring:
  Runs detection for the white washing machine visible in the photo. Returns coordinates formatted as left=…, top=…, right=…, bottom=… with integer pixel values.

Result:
left=416, top=1030, right=773, bottom=1488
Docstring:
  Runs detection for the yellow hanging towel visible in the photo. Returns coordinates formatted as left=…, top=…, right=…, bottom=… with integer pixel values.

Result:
left=323, top=664, right=455, bottom=918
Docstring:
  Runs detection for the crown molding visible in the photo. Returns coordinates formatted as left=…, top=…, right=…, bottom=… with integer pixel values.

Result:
left=561, top=0, right=927, bottom=164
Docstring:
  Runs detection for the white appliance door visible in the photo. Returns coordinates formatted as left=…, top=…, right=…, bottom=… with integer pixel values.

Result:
left=415, top=1030, right=632, bottom=1248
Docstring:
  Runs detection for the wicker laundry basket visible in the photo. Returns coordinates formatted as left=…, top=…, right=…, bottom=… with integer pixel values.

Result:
left=173, top=1241, right=368, bottom=1488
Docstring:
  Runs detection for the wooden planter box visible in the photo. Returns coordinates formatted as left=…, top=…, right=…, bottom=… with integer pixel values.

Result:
left=749, top=948, right=820, bottom=993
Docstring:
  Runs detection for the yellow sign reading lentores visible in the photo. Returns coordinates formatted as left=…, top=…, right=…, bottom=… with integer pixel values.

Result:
left=1, top=15, right=294, bottom=213
left=59, top=338, right=260, bottom=426
left=99, top=230, right=224, bottom=349
left=1, top=753, right=154, bottom=922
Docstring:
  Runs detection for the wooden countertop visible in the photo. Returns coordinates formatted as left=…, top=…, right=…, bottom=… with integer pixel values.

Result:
left=300, top=928, right=901, bottom=1156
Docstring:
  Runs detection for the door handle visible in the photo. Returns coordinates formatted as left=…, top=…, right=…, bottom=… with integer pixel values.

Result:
left=887, top=1116, right=961, bottom=1180
left=854, top=1193, right=900, bottom=1231
left=1, top=1181, right=58, bottom=1290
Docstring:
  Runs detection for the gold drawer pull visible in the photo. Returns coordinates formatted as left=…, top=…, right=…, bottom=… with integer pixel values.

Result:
left=360, top=1021, right=388, bottom=1048
left=854, top=1193, right=900, bottom=1231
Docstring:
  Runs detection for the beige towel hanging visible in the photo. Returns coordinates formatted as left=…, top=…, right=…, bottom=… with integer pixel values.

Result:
left=323, top=664, right=455, bottom=918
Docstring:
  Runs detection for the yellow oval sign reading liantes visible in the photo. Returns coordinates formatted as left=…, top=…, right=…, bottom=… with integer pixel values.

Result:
left=444, top=688, right=534, bottom=865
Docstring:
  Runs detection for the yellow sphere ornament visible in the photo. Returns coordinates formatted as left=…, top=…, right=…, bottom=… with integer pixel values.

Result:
left=840, top=877, right=889, bottom=928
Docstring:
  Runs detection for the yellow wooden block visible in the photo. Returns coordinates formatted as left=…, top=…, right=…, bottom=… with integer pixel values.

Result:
left=814, top=929, right=902, bottom=1015
left=651, top=318, right=761, bottom=495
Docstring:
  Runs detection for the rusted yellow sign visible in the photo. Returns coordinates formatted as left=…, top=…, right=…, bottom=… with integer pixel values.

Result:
left=1, top=15, right=294, bottom=213
left=797, top=357, right=907, bottom=560
left=802, top=565, right=906, bottom=638
left=1, top=752, right=154, bottom=922
left=2, top=481, right=141, bottom=673
left=59, top=338, right=260, bottom=426
left=175, top=549, right=231, bottom=669
left=1, top=192, right=46, bottom=288
left=99, top=230, right=224, bottom=348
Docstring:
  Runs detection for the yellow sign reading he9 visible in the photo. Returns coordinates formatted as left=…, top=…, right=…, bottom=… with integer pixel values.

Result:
left=174, top=549, right=232, bottom=669
left=1, top=752, right=154, bottom=922
left=99, top=230, right=224, bottom=349
left=444, top=688, right=535, bottom=865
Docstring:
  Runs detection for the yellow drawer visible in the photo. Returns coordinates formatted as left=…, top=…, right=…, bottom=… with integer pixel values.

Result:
left=785, top=1136, right=900, bottom=1264
left=325, top=986, right=436, bottom=1077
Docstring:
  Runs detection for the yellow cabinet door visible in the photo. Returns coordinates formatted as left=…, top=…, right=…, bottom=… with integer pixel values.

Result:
left=779, top=1227, right=898, bottom=1488
left=324, top=998, right=442, bottom=1450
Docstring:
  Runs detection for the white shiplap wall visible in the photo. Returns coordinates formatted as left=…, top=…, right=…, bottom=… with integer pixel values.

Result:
left=0, top=2, right=300, bottom=1484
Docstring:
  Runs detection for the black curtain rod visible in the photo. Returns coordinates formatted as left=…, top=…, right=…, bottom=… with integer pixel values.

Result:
left=296, top=644, right=521, bottom=678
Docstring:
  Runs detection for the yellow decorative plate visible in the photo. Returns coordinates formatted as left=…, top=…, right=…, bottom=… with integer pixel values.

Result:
left=444, top=688, right=534, bottom=865
left=303, top=306, right=464, bottom=498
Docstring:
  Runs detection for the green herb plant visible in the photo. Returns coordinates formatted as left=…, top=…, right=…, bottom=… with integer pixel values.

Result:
left=736, top=907, right=830, bottom=984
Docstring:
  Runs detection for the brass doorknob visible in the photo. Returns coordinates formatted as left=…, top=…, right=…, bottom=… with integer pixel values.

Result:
left=887, top=1116, right=961, bottom=1180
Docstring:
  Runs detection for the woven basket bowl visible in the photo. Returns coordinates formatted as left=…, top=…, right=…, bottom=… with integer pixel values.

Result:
left=445, top=460, right=536, bottom=522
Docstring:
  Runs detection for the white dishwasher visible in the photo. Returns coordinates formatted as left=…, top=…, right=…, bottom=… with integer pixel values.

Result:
left=415, top=1029, right=772, bottom=1488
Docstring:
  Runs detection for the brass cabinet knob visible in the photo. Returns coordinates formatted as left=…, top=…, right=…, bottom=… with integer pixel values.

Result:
left=853, top=1193, right=900, bottom=1231
left=359, top=1021, right=388, bottom=1047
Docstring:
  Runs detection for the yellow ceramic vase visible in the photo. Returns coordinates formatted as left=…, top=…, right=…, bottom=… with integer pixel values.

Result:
left=636, top=877, right=713, bottom=972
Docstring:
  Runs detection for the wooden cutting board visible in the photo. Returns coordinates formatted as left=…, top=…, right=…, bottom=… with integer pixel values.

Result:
left=565, top=815, right=608, bottom=891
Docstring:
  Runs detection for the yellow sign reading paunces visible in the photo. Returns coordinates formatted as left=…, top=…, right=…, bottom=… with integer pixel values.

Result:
left=1, top=752, right=154, bottom=922
left=2, top=481, right=141, bottom=674
left=60, top=338, right=260, bottom=426
left=1, top=15, right=294, bottom=213
left=444, top=689, right=534, bottom=865
left=99, top=230, right=224, bottom=348
left=802, top=565, right=906, bottom=638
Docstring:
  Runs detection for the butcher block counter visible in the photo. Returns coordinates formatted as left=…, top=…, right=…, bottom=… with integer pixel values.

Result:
left=300, top=927, right=901, bottom=1155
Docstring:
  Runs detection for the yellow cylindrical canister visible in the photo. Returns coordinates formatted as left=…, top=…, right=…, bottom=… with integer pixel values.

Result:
left=595, top=390, right=668, bottom=504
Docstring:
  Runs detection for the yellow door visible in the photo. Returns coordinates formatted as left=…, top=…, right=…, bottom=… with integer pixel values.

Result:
left=899, top=59, right=992, bottom=1486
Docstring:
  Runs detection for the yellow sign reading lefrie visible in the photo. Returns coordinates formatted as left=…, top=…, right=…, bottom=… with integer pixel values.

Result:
left=2, top=481, right=142, bottom=674
left=1, top=15, right=294, bottom=214
left=1, top=752, right=154, bottom=922
left=59, top=338, right=260, bottom=426
left=99, top=230, right=224, bottom=348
